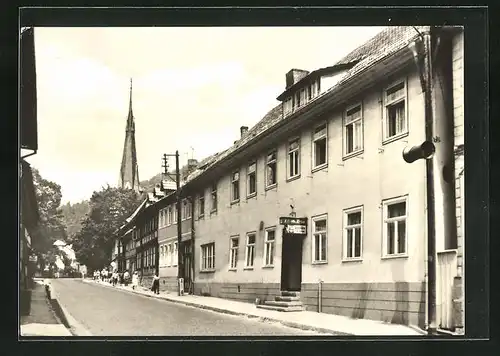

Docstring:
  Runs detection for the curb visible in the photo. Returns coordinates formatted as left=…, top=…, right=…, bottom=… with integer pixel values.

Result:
left=45, top=281, right=92, bottom=336
left=83, top=279, right=349, bottom=335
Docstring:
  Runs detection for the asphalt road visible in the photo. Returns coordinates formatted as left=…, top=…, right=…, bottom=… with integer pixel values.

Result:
left=51, top=279, right=324, bottom=336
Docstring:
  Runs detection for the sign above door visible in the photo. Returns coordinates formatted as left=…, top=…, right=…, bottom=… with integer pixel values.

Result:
left=279, top=217, right=307, bottom=226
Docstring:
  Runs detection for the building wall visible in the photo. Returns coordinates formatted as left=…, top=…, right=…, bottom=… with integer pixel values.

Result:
left=452, top=28, right=465, bottom=330
left=192, top=68, right=428, bottom=326
left=452, top=29, right=464, bottom=267
left=158, top=202, right=192, bottom=292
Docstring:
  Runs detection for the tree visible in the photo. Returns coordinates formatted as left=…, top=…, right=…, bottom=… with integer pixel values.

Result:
left=60, top=200, right=91, bottom=243
left=72, top=186, right=142, bottom=271
left=30, top=168, right=67, bottom=272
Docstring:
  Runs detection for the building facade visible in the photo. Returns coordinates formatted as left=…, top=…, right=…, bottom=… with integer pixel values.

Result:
left=110, top=26, right=465, bottom=331
left=180, top=26, right=464, bottom=330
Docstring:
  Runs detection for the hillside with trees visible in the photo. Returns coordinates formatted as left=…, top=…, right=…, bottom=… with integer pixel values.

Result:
left=71, top=186, right=142, bottom=272
left=60, top=200, right=91, bottom=243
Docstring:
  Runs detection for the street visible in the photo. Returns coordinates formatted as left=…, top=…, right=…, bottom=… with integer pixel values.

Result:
left=51, top=279, right=324, bottom=336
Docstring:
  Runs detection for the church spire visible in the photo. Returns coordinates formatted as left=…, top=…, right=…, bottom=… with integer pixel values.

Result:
left=119, top=78, right=140, bottom=193
left=126, top=78, right=134, bottom=132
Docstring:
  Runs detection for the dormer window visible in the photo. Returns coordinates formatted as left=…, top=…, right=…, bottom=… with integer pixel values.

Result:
left=284, top=97, right=293, bottom=116
left=295, top=92, right=301, bottom=109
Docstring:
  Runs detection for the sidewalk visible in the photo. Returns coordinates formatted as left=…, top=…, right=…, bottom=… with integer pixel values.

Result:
left=83, top=279, right=425, bottom=336
left=20, top=280, right=72, bottom=337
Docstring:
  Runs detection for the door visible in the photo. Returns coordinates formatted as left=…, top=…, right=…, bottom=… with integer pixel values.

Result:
left=182, top=241, right=193, bottom=293
left=280, top=231, right=303, bottom=291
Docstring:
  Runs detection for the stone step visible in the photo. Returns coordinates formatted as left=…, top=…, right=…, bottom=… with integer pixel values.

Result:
left=265, top=300, right=303, bottom=308
left=275, top=295, right=301, bottom=302
left=257, top=304, right=304, bottom=312
left=281, top=291, right=300, bottom=297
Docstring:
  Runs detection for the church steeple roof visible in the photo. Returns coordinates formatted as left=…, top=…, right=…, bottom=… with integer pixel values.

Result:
left=119, top=78, right=140, bottom=193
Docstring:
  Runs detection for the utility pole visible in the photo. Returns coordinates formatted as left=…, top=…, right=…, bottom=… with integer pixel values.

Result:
left=175, top=150, right=183, bottom=295
left=160, top=151, right=183, bottom=295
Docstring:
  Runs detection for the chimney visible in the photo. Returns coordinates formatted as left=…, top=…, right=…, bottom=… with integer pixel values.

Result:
left=285, top=69, right=310, bottom=89
left=240, top=126, right=249, bottom=138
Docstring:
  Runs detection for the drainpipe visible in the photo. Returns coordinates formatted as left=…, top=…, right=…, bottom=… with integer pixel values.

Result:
left=409, top=27, right=438, bottom=335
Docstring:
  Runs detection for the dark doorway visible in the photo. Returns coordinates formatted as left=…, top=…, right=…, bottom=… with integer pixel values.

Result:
left=182, top=241, right=193, bottom=293
left=280, top=231, right=304, bottom=291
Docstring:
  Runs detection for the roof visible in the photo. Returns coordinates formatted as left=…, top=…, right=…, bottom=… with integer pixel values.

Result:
left=277, top=26, right=427, bottom=101
left=276, top=62, right=358, bottom=101
left=141, top=27, right=428, bottom=204
left=185, top=104, right=283, bottom=183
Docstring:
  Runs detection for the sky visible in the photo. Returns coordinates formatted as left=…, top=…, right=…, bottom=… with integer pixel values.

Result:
left=25, top=26, right=385, bottom=204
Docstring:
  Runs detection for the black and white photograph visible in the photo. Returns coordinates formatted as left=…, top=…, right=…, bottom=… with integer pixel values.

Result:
left=18, top=7, right=486, bottom=341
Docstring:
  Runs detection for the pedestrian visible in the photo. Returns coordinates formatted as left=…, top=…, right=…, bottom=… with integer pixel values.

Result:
left=123, top=270, right=130, bottom=286
left=112, top=270, right=118, bottom=286
left=151, top=273, right=160, bottom=295
left=96, top=270, right=101, bottom=282
left=131, top=271, right=139, bottom=290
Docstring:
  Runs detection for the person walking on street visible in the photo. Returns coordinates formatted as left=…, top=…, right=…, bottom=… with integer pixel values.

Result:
left=96, top=270, right=101, bottom=282
left=132, top=271, right=139, bottom=290
left=151, top=273, right=160, bottom=295
left=112, top=270, right=118, bottom=286
left=123, top=270, right=130, bottom=286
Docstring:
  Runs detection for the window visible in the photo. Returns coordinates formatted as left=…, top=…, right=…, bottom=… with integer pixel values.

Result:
left=384, top=80, right=407, bottom=140
left=159, top=209, right=164, bottom=227
left=182, top=199, right=191, bottom=220
left=229, top=236, right=239, bottom=269
left=245, top=233, right=256, bottom=268
left=266, top=151, right=277, bottom=188
left=383, top=197, right=408, bottom=257
left=345, top=104, right=363, bottom=156
left=160, top=245, right=164, bottom=266
left=201, top=243, right=215, bottom=271
left=344, top=207, right=363, bottom=260
left=284, top=97, right=293, bottom=115
left=312, top=216, right=328, bottom=263
left=199, top=194, right=205, bottom=218
left=264, top=229, right=275, bottom=266
left=300, top=88, right=306, bottom=105
left=167, top=207, right=172, bottom=226
left=310, top=80, right=319, bottom=99
left=313, top=123, right=327, bottom=169
left=295, top=92, right=301, bottom=109
left=211, top=183, right=218, bottom=212
left=166, top=244, right=172, bottom=267
left=173, top=242, right=178, bottom=266
left=231, top=171, right=240, bottom=202
left=247, top=161, right=257, bottom=197
left=173, top=205, right=177, bottom=224
left=288, top=138, right=300, bottom=179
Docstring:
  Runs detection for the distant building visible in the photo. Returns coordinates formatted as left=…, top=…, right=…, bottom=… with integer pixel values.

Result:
left=119, top=79, right=141, bottom=193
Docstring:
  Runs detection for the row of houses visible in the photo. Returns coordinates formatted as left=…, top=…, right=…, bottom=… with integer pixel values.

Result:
left=112, top=26, right=465, bottom=332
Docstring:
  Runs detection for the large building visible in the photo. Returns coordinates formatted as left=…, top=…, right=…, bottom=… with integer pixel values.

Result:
left=113, top=26, right=465, bottom=332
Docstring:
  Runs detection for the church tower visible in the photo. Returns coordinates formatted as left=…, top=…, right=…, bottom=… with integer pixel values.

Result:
left=119, top=78, right=141, bottom=193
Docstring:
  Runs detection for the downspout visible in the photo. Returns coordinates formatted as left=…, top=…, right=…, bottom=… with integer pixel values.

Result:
left=408, top=27, right=438, bottom=335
